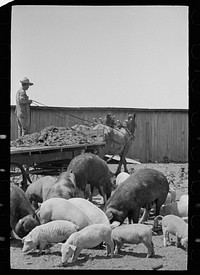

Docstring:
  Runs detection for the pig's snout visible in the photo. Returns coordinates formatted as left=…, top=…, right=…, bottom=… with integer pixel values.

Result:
left=22, top=246, right=30, bottom=253
left=61, top=261, right=68, bottom=266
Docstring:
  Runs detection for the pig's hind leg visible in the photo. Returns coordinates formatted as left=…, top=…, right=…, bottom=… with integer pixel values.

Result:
left=163, top=227, right=169, bottom=247
left=105, top=238, right=114, bottom=257
left=84, top=183, right=92, bottom=201
left=98, top=185, right=107, bottom=206
left=139, top=203, right=152, bottom=223
left=132, top=207, right=142, bottom=223
left=155, top=196, right=167, bottom=217
left=143, top=239, right=155, bottom=258
left=113, top=238, right=122, bottom=254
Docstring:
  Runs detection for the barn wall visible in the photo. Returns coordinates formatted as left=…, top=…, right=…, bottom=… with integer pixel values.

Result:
left=11, top=106, right=188, bottom=163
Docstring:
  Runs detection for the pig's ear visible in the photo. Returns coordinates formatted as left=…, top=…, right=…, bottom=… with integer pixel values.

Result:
left=111, top=221, right=120, bottom=229
left=59, top=243, right=64, bottom=252
left=68, top=172, right=76, bottom=184
left=18, top=218, right=23, bottom=225
left=69, top=244, right=76, bottom=252
left=23, top=235, right=32, bottom=243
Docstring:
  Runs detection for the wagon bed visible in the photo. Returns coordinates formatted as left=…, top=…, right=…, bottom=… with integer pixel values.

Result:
left=10, top=141, right=105, bottom=189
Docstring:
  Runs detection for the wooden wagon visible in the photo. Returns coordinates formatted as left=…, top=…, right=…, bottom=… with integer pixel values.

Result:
left=10, top=141, right=105, bottom=190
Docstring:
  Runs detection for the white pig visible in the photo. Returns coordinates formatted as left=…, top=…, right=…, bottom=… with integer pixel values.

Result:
left=111, top=223, right=154, bottom=258
left=61, top=224, right=114, bottom=265
left=115, top=172, right=130, bottom=187
left=154, top=214, right=188, bottom=249
left=160, top=195, right=188, bottom=217
left=164, top=186, right=176, bottom=205
left=37, top=198, right=93, bottom=230
left=22, top=220, right=78, bottom=253
left=68, top=197, right=110, bottom=225
left=179, top=194, right=188, bottom=204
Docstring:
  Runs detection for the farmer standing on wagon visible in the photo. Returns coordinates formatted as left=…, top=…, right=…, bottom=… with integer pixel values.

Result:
left=15, top=77, right=33, bottom=137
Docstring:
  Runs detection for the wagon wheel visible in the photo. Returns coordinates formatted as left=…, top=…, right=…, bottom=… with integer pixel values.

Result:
left=24, top=165, right=42, bottom=183
left=10, top=163, right=28, bottom=191
left=26, top=166, right=44, bottom=183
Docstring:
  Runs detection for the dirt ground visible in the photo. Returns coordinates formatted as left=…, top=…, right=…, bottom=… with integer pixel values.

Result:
left=10, top=162, right=188, bottom=270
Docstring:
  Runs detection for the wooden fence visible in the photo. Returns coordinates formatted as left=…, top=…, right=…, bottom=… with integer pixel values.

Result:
left=11, top=106, right=188, bottom=163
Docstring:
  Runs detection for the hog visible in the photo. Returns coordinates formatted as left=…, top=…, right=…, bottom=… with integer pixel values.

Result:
left=46, top=171, right=77, bottom=200
left=61, top=223, right=114, bottom=265
left=153, top=214, right=188, bottom=249
left=66, top=153, right=112, bottom=205
left=179, top=194, right=188, bottom=203
left=111, top=223, right=155, bottom=258
left=37, top=197, right=93, bottom=230
left=68, top=198, right=110, bottom=225
left=22, top=220, right=78, bottom=253
left=115, top=172, right=130, bottom=187
left=160, top=195, right=188, bottom=217
left=10, top=183, right=40, bottom=238
left=25, top=176, right=56, bottom=209
left=105, top=168, right=169, bottom=224
left=164, top=186, right=176, bottom=205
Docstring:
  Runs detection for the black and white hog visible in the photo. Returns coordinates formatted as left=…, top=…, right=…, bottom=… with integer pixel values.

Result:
left=10, top=183, right=40, bottom=238
left=105, top=168, right=169, bottom=224
left=67, top=153, right=113, bottom=205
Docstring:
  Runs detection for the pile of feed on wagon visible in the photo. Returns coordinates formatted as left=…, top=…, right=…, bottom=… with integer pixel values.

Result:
left=11, top=126, right=103, bottom=148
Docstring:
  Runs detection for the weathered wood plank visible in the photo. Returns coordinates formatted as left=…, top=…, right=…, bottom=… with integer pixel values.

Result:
left=10, top=106, right=188, bottom=162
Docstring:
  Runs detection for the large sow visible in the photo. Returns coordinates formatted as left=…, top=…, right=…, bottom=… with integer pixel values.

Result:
left=68, top=198, right=110, bottom=225
left=105, top=168, right=169, bottom=224
left=37, top=197, right=93, bottom=230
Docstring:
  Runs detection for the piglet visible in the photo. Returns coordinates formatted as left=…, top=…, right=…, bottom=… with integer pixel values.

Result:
left=154, top=214, right=188, bottom=250
left=61, top=224, right=114, bottom=265
left=111, top=223, right=154, bottom=258
left=22, top=220, right=78, bottom=254
left=160, top=196, right=188, bottom=218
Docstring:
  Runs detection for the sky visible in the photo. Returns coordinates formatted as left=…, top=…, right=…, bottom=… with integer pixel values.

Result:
left=11, top=5, right=188, bottom=109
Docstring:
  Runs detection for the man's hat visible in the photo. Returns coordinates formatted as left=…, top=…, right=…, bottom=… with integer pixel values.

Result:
left=20, top=77, right=34, bottom=86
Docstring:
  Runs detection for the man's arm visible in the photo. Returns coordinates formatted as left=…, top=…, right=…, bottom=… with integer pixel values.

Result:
left=18, top=90, right=32, bottom=104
